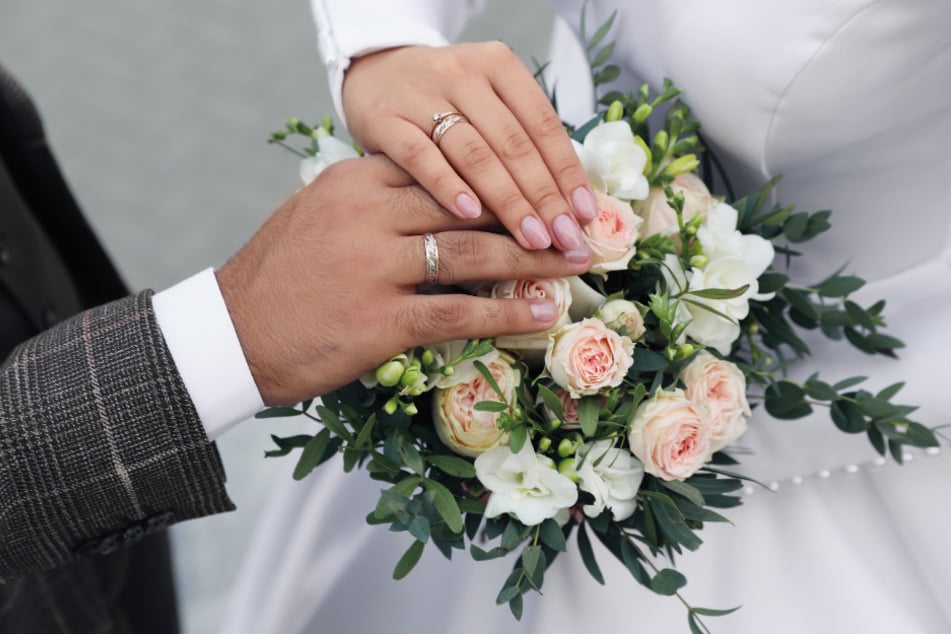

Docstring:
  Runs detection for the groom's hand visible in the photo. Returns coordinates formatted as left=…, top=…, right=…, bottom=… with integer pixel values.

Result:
left=216, top=155, right=592, bottom=405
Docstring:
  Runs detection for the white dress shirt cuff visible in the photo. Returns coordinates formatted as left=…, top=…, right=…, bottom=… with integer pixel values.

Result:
left=152, top=268, right=264, bottom=441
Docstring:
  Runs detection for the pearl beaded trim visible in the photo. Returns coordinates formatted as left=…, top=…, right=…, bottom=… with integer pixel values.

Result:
left=741, top=445, right=944, bottom=496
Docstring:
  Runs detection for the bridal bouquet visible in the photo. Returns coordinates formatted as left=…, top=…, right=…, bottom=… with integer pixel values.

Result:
left=261, top=12, right=937, bottom=631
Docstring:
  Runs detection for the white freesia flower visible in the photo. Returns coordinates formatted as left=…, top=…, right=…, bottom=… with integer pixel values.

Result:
left=476, top=443, right=578, bottom=526
left=574, top=121, right=649, bottom=201
left=659, top=202, right=776, bottom=354
left=575, top=440, right=644, bottom=521
left=298, top=136, right=360, bottom=185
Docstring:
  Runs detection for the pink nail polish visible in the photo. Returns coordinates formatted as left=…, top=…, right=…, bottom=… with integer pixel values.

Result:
left=521, top=216, right=552, bottom=249
left=552, top=214, right=584, bottom=250
left=529, top=300, right=558, bottom=322
left=455, top=193, right=481, bottom=218
left=572, top=187, right=598, bottom=222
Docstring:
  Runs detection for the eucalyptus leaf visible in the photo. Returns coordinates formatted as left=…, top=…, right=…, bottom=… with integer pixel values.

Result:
left=577, top=524, right=605, bottom=584
left=292, top=428, right=331, bottom=480
left=650, top=568, right=687, bottom=595
left=539, top=518, right=567, bottom=552
left=425, top=479, right=464, bottom=534
left=255, top=406, right=304, bottom=419
left=428, top=454, right=477, bottom=478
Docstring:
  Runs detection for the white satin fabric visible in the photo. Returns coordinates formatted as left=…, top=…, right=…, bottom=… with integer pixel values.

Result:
left=223, top=2, right=951, bottom=631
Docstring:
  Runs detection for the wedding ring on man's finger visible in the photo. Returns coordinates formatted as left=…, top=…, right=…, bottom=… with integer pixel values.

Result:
left=429, top=111, right=468, bottom=147
left=423, top=232, right=440, bottom=286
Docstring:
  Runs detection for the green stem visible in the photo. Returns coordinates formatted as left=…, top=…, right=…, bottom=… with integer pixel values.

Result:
left=274, top=141, right=308, bottom=158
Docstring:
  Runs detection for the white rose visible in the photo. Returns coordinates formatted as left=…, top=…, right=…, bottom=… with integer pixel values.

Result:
left=574, top=440, right=644, bottom=521
left=596, top=299, right=646, bottom=340
left=298, top=136, right=360, bottom=185
left=682, top=351, right=750, bottom=452
left=545, top=318, right=635, bottom=398
left=574, top=121, right=649, bottom=201
left=476, top=443, right=579, bottom=526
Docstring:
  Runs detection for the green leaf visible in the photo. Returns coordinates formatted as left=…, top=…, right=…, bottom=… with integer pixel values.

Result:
left=292, top=428, right=331, bottom=480
left=473, top=360, right=505, bottom=400
left=352, top=413, right=377, bottom=449
left=817, top=275, right=865, bottom=298
left=619, top=537, right=650, bottom=586
left=473, top=400, right=508, bottom=413
left=633, top=347, right=669, bottom=372
left=255, top=406, right=304, bottom=418
left=496, top=583, right=521, bottom=605
left=659, top=479, right=705, bottom=507
left=782, top=211, right=810, bottom=242
left=804, top=379, right=839, bottom=401
left=867, top=424, right=887, bottom=456
left=374, top=476, right=422, bottom=519
left=591, top=41, right=616, bottom=67
left=539, top=518, right=567, bottom=552
left=594, top=64, right=621, bottom=85
left=831, top=400, right=866, bottom=433
left=687, top=285, right=750, bottom=300
left=577, top=524, right=605, bottom=584
left=585, top=9, right=617, bottom=52
left=833, top=376, right=867, bottom=390
left=536, top=384, right=565, bottom=420
left=392, top=540, right=425, bottom=580
left=399, top=438, right=426, bottom=476
left=425, top=479, right=464, bottom=534
left=407, top=516, right=431, bottom=543
left=509, top=425, right=528, bottom=453
left=757, top=272, right=789, bottom=294
left=783, top=288, right=820, bottom=322
left=844, top=300, right=877, bottom=331
left=315, top=405, right=353, bottom=440
left=264, top=434, right=312, bottom=457
left=521, top=545, right=545, bottom=590
left=877, top=382, right=905, bottom=401
left=427, top=454, right=476, bottom=478
left=764, top=381, right=812, bottom=419
left=579, top=395, right=601, bottom=437
left=691, top=606, right=743, bottom=617
left=470, top=545, right=508, bottom=561
left=650, top=568, right=687, bottom=595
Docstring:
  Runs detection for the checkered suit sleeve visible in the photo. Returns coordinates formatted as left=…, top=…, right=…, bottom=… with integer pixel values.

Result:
left=0, top=290, right=235, bottom=579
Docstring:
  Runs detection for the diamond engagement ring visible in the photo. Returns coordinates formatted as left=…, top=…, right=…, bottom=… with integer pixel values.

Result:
left=429, top=111, right=468, bottom=147
left=423, top=232, right=439, bottom=286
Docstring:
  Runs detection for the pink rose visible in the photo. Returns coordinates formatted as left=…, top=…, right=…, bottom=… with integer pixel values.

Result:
left=628, top=388, right=712, bottom=480
left=633, top=172, right=712, bottom=242
left=545, top=318, right=634, bottom=398
left=434, top=352, right=519, bottom=457
left=492, top=278, right=573, bottom=354
left=583, top=192, right=642, bottom=276
left=596, top=298, right=646, bottom=340
left=681, top=352, right=750, bottom=452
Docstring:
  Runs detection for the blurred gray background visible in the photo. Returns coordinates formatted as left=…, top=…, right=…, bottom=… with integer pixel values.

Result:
left=0, top=1, right=554, bottom=632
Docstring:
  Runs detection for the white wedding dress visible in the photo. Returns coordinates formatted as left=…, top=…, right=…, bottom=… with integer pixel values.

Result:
left=223, top=1, right=951, bottom=632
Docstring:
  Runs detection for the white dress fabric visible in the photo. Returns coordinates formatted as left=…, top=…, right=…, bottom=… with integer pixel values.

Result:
left=223, top=1, right=951, bottom=632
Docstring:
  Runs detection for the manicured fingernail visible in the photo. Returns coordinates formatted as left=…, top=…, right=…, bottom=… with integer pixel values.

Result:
left=564, top=247, right=591, bottom=264
left=529, top=299, right=558, bottom=323
left=552, top=214, right=584, bottom=250
left=572, top=187, right=598, bottom=222
left=455, top=192, right=481, bottom=219
left=521, top=216, right=552, bottom=249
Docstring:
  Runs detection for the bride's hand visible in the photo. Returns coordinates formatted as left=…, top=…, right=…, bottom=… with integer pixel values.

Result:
left=342, top=42, right=597, bottom=261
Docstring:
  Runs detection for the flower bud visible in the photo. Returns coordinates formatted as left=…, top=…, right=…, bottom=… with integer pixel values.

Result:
left=633, top=103, right=653, bottom=123
left=557, top=458, right=581, bottom=482
left=606, top=100, right=624, bottom=122
left=403, top=402, right=419, bottom=416
left=664, top=154, right=701, bottom=177
left=652, top=130, right=669, bottom=155
left=557, top=437, right=576, bottom=458
left=633, top=135, right=653, bottom=175
left=421, top=349, right=436, bottom=367
left=376, top=360, right=406, bottom=388
left=537, top=437, right=552, bottom=453
left=400, top=367, right=421, bottom=388
left=676, top=343, right=696, bottom=359
left=383, top=398, right=399, bottom=415
left=689, top=254, right=709, bottom=269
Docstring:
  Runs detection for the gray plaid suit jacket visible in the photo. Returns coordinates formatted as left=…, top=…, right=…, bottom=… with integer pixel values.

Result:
left=0, top=62, right=236, bottom=632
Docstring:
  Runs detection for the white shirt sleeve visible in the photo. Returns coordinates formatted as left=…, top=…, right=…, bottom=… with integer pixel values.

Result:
left=152, top=268, right=264, bottom=441
left=310, top=0, right=485, bottom=126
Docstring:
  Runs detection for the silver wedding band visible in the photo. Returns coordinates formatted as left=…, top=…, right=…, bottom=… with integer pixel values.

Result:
left=429, top=111, right=468, bottom=147
left=424, top=232, right=439, bottom=286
